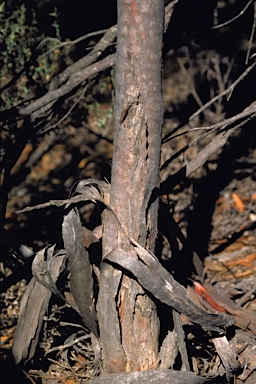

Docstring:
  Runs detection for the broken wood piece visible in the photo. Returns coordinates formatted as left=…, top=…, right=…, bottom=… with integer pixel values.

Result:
left=88, top=369, right=212, bottom=384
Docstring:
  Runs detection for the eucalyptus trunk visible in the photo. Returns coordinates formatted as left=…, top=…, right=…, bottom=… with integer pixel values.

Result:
left=97, top=0, right=164, bottom=373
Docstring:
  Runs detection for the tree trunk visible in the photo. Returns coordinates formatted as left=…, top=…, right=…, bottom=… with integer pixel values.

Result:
left=97, top=0, right=164, bottom=373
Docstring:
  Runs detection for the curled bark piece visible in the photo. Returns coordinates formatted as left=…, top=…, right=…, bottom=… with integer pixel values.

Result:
left=32, top=245, right=65, bottom=300
left=213, top=336, right=240, bottom=381
left=105, top=247, right=234, bottom=333
left=12, top=254, right=64, bottom=363
left=62, top=207, right=98, bottom=337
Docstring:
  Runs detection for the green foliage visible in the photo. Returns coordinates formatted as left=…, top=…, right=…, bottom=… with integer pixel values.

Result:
left=30, top=7, right=74, bottom=83
left=0, top=2, right=112, bottom=122
left=0, top=2, right=40, bottom=109
left=88, top=101, right=113, bottom=129
left=0, top=2, right=73, bottom=110
left=49, top=8, right=61, bottom=40
left=0, top=2, right=37, bottom=78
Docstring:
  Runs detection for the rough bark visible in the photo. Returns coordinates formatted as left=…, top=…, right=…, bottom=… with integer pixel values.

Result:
left=97, top=0, right=164, bottom=374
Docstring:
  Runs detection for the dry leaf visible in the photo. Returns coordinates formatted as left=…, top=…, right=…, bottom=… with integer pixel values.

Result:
left=193, top=281, right=226, bottom=313
left=232, top=193, right=244, bottom=212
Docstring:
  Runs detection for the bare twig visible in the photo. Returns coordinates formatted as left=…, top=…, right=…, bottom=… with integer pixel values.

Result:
left=183, top=100, right=256, bottom=175
left=38, top=29, right=109, bottom=61
left=236, top=281, right=256, bottom=306
left=164, top=0, right=180, bottom=32
left=41, top=84, right=88, bottom=133
left=189, top=60, right=256, bottom=123
left=160, top=107, right=255, bottom=192
left=162, top=100, right=256, bottom=170
left=25, top=130, right=58, bottom=169
left=15, top=195, right=92, bottom=213
left=162, top=58, right=255, bottom=146
left=222, top=58, right=235, bottom=88
left=22, top=371, right=37, bottom=384
left=45, top=334, right=91, bottom=356
left=51, top=25, right=117, bottom=90
left=59, top=322, right=88, bottom=329
left=1, top=3, right=177, bottom=126
left=185, top=117, right=253, bottom=178
left=177, top=55, right=203, bottom=108
left=18, top=54, right=115, bottom=121
left=212, top=0, right=254, bottom=30
left=246, top=1, right=256, bottom=65
left=190, top=100, right=256, bottom=137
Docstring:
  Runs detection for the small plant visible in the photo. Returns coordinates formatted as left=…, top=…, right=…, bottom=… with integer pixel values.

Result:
left=0, top=3, right=37, bottom=79
left=0, top=3, right=73, bottom=109
left=49, top=8, right=61, bottom=40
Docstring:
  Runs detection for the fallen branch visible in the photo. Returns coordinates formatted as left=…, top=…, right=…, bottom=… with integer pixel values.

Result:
left=88, top=369, right=211, bottom=384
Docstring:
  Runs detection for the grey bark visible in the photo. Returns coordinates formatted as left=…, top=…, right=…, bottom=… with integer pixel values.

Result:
left=97, top=0, right=165, bottom=373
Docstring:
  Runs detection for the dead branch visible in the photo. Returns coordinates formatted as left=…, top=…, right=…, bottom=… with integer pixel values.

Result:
left=164, top=1, right=180, bottom=32
left=1, top=3, right=177, bottom=126
left=212, top=0, right=254, bottom=30
left=51, top=25, right=117, bottom=90
left=189, top=60, right=256, bottom=123
left=246, top=0, right=256, bottom=64
left=16, top=195, right=97, bottom=214
left=18, top=54, right=115, bottom=122
left=177, top=56, right=203, bottom=109
left=193, top=118, right=249, bottom=177
left=161, top=100, right=256, bottom=179
left=186, top=100, right=256, bottom=149
left=41, top=84, right=88, bottom=133
left=38, top=29, right=109, bottom=61
left=161, top=118, right=254, bottom=194
left=44, top=334, right=91, bottom=356
left=88, top=369, right=211, bottom=384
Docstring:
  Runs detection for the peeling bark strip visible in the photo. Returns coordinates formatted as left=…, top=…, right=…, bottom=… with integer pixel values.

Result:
left=12, top=251, right=64, bottom=363
left=32, top=246, right=65, bottom=300
left=97, top=0, right=165, bottom=374
left=62, top=207, right=98, bottom=337
left=105, top=247, right=233, bottom=332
